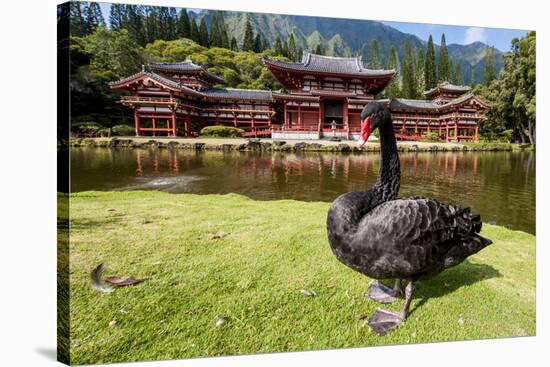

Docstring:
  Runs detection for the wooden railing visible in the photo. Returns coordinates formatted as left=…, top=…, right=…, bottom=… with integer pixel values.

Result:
left=120, top=96, right=178, bottom=104
left=272, top=126, right=318, bottom=132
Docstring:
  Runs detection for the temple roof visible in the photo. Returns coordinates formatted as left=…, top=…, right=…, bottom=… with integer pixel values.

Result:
left=109, top=71, right=195, bottom=93
left=424, top=81, right=471, bottom=96
left=388, top=93, right=490, bottom=112
left=263, top=52, right=395, bottom=77
left=202, top=88, right=273, bottom=102
left=148, top=61, right=225, bottom=84
left=390, top=98, right=440, bottom=111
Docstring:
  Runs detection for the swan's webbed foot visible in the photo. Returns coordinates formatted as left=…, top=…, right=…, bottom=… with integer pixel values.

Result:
left=366, top=281, right=415, bottom=336
left=367, top=308, right=403, bottom=335
left=366, top=279, right=402, bottom=304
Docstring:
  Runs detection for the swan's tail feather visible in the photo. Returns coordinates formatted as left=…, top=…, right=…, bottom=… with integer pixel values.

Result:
left=443, top=234, right=493, bottom=269
left=450, top=205, right=483, bottom=237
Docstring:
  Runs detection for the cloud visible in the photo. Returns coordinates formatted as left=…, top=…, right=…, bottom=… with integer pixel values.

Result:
left=464, top=27, right=488, bottom=44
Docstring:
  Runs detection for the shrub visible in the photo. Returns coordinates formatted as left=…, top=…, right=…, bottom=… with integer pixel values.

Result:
left=71, top=122, right=103, bottom=136
left=419, top=130, right=440, bottom=142
left=200, top=125, right=244, bottom=138
left=112, top=124, right=135, bottom=136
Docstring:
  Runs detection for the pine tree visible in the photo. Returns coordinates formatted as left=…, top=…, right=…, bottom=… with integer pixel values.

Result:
left=144, top=6, right=160, bottom=44
left=84, top=2, right=105, bottom=33
left=210, top=12, right=221, bottom=47
left=416, top=48, right=425, bottom=94
left=448, top=58, right=454, bottom=84
left=424, top=35, right=437, bottom=89
left=242, top=16, right=255, bottom=51
left=386, top=46, right=401, bottom=98
left=262, top=35, right=270, bottom=50
left=109, top=3, right=126, bottom=30
left=454, top=64, right=464, bottom=85
left=177, top=8, right=191, bottom=39
left=402, top=37, right=418, bottom=99
left=314, top=43, right=323, bottom=55
left=274, top=37, right=284, bottom=55
left=369, top=39, right=381, bottom=69
left=125, top=5, right=145, bottom=46
left=438, top=34, right=450, bottom=82
left=470, top=67, right=476, bottom=87
left=282, top=39, right=289, bottom=58
left=253, top=33, right=262, bottom=53
left=288, top=33, right=297, bottom=61
left=217, top=12, right=230, bottom=49
left=297, top=47, right=303, bottom=61
left=167, top=7, right=178, bottom=40
left=483, top=45, right=497, bottom=85
left=190, top=19, right=200, bottom=43
left=198, top=18, right=209, bottom=46
left=158, top=7, right=170, bottom=39
left=69, top=1, right=86, bottom=36
left=230, top=37, right=238, bottom=51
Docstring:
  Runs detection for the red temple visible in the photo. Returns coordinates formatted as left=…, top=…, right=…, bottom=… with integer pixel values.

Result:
left=110, top=53, right=490, bottom=142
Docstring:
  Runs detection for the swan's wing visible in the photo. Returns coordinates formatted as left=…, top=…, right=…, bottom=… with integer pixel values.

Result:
left=359, top=198, right=457, bottom=244
left=356, top=198, right=485, bottom=276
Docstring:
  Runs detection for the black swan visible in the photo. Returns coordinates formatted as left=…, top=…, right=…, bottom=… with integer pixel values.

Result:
left=327, top=101, right=492, bottom=335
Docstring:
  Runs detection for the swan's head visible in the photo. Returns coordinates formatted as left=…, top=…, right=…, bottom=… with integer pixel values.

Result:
left=358, top=102, right=391, bottom=147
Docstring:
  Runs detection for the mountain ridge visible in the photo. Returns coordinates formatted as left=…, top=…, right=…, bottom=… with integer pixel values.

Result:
left=193, top=10, right=503, bottom=84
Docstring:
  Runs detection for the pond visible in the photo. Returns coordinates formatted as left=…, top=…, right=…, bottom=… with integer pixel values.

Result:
left=69, top=148, right=536, bottom=234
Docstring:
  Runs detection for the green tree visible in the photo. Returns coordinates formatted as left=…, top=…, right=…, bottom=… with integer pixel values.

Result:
left=402, top=37, right=417, bottom=99
left=210, top=12, right=221, bottom=47
left=190, top=19, right=200, bottom=43
left=438, top=33, right=450, bottom=82
left=109, top=3, right=126, bottom=31
left=369, top=39, right=381, bottom=69
left=475, top=32, right=535, bottom=143
left=230, top=37, right=238, bottom=51
left=314, top=43, right=323, bottom=55
left=287, top=33, right=297, bottom=61
left=218, top=12, right=230, bottom=49
left=177, top=8, right=191, bottom=39
left=166, top=7, right=178, bottom=40
left=483, top=45, right=497, bottom=85
left=425, top=35, right=437, bottom=89
left=385, top=46, right=401, bottom=98
left=454, top=64, right=464, bottom=85
left=416, top=48, right=425, bottom=94
left=242, top=16, right=255, bottom=51
left=274, top=37, right=284, bottom=55
left=84, top=2, right=105, bottom=34
left=198, top=18, right=210, bottom=46
left=144, top=6, right=160, bottom=44
left=470, top=67, right=476, bottom=86
left=253, top=33, right=262, bottom=52
left=69, top=1, right=86, bottom=36
left=125, top=5, right=145, bottom=46
left=297, top=46, right=303, bottom=61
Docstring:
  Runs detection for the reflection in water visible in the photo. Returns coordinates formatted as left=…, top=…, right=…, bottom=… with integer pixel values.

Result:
left=70, top=148, right=535, bottom=234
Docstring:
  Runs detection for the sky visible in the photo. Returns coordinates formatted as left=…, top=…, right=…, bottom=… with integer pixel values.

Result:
left=380, top=21, right=528, bottom=52
left=98, top=3, right=528, bottom=52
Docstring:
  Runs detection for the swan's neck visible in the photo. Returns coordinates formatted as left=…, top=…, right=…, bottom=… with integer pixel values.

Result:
left=373, top=120, right=400, bottom=202
left=327, top=117, right=401, bottom=247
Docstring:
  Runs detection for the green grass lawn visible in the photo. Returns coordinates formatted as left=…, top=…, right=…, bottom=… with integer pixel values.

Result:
left=66, top=191, right=535, bottom=365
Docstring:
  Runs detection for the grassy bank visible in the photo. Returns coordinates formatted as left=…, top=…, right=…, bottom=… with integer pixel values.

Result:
left=67, top=137, right=534, bottom=153
left=67, top=191, right=535, bottom=364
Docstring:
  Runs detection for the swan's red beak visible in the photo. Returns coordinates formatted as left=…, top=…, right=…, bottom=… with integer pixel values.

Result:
left=360, top=116, right=372, bottom=142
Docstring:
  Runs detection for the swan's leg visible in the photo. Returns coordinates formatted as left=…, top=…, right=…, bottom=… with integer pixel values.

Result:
left=366, top=279, right=402, bottom=304
left=367, top=281, right=415, bottom=336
